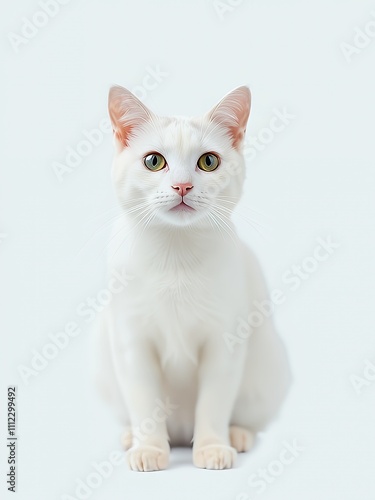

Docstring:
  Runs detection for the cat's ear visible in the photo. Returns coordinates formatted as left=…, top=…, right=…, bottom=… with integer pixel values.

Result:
left=108, top=85, right=153, bottom=147
left=208, top=86, right=251, bottom=149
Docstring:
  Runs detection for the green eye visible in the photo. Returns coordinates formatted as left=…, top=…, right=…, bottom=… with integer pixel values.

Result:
left=197, top=153, right=220, bottom=172
left=144, top=153, right=166, bottom=171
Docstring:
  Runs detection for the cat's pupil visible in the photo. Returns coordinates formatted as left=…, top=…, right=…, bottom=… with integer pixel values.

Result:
left=152, top=156, right=158, bottom=166
left=206, top=156, right=212, bottom=166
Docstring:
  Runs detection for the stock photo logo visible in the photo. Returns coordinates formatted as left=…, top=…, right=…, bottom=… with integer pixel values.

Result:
left=7, top=0, right=73, bottom=53
left=236, top=438, right=305, bottom=500
left=349, top=358, right=375, bottom=395
left=340, top=11, right=375, bottom=63
left=243, top=107, right=295, bottom=163
left=52, top=65, right=169, bottom=182
left=61, top=450, right=124, bottom=500
left=223, top=236, right=340, bottom=352
left=212, top=0, right=246, bottom=20
left=17, top=269, right=133, bottom=386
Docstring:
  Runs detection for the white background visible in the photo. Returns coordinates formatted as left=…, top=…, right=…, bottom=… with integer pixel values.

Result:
left=1, top=0, right=375, bottom=499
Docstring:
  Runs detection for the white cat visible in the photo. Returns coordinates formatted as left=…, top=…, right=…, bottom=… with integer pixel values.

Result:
left=95, top=85, right=291, bottom=471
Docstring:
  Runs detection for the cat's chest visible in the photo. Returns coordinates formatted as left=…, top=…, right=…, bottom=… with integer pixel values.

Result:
left=139, top=261, right=239, bottom=330
left=146, top=266, right=213, bottom=311
left=120, top=236, right=247, bottom=331
left=147, top=269, right=221, bottom=362
left=133, top=246, right=215, bottom=301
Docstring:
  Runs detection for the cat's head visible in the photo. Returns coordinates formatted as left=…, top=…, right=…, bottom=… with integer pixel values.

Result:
left=108, top=85, right=251, bottom=229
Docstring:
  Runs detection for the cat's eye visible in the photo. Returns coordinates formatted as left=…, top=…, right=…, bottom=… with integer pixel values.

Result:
left=144, top=153, right=166, bottom=171
left=197, top=153, right=220, bottom=172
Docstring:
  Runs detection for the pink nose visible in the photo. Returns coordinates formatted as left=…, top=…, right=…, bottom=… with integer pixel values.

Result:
left=171, top=183, right=193, bottom=197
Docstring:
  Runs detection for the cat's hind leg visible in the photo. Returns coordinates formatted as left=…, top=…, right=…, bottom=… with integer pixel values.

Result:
left=121, top=427, right=133, bottom=450
left=229, top=425, right=255, bottom=452
left=231, top=323, right=291, bottom=436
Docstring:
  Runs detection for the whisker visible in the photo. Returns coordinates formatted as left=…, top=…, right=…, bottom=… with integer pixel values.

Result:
left=128, top=209, right=156, bottom=257
left=95, top=206, right=153, bottom=265
left=211, top=204, right=266, bottom=240
left=215, top=196, right=271, bottom=220
left=207, top=207, right=238, bottom=247
left=211, top=203, right=267, bottom=231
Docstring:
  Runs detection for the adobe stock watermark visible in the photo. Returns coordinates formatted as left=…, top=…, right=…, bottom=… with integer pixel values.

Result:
left=213, top=0, right=246, bottom=20
left=206, top=158, right=243, bottom=199
left=52, top=65, right=169, bottom=183
left=223, top=236, right=340, bottom=352
left=129, top=398, right=179, bottom=447
left=7, top=0, right=73, bottom=54
left=17, top=268, right=133, bottom=386
left=205, top=107, right=295, bottom=199
left=243, top=108, right=295, bottom=163
left=349, top=357, right=375, bottom=395
left=61, top=449, right=124, bottom=500
left=340, top=11, right=375, bottom=63
left=236, top=439, right=305, bottom=499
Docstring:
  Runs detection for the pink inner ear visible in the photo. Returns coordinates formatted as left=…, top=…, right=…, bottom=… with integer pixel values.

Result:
left=229, top=125, right=245, bottom=149
left=108, top=88, right=129, bottom=146
left=109, top=109, right=132, bottom=146
left=209, top=86, right=251, bottom=149
left=108, top=86, right=152, bottom=147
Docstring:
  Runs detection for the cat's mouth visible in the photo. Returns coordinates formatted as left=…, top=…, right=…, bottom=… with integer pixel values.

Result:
left=169, top=201, right=195, bottom=212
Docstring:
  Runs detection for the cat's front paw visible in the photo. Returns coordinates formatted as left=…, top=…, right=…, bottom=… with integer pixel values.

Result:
left=193, top=444, right=237, bottom=470
left=126, top=445, right=169, bottom=472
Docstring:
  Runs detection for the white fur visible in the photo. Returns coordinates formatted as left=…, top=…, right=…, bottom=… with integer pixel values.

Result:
left=96, top=87, right=291, bottom=471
